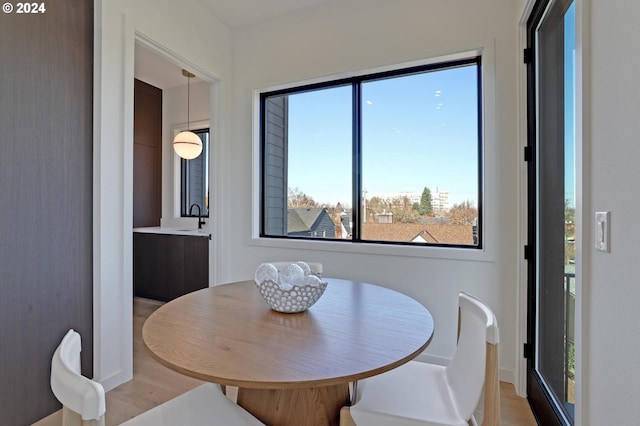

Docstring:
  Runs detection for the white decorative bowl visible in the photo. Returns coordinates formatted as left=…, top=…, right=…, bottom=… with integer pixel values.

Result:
left=254, top=262, right=327, bottom=313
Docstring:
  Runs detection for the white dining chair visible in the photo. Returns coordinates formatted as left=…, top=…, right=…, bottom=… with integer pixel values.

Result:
left=340, top=292, right=500, bottom=426
left=51, top=329, right=264, bottom=426
left=51, top=329, right=106, bottom=426
left=120, top=382, right=265, bottom=425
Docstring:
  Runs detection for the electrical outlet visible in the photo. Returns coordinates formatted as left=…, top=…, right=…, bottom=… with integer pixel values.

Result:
left=595, top=211, right=610, bottom=252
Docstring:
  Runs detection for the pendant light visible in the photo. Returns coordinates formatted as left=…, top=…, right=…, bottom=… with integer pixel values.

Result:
left=173, top=69, right=203, bottom=159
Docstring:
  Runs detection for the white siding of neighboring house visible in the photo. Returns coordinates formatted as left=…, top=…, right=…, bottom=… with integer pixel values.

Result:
left=264, top=96, right=288, bottom=235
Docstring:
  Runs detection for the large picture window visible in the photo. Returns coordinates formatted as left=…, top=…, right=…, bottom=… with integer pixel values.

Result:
left=260, top=57, right=482, bottom=248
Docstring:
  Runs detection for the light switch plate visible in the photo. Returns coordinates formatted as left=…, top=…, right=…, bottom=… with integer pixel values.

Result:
left=595, top=211, right=610, bottom=252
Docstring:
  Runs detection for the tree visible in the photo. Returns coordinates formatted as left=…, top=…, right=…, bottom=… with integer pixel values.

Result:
left=418, top=187, right=433, bottom=215
left=446, top=200, right=477, bottom=225
left=288, top=187, right=318, bottom=208
left=366, top=196, right=390, bottom=214
left=390, top=196, right=419, bottom=223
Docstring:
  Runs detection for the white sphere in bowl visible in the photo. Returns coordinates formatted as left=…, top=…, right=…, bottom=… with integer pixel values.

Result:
left=279, top=263, right=305, bottom=289
left=254, top=263, right=278, bottom=284
left=301, top=274, right=322, bottom=288
left=294, top=261, right=311, bottom=276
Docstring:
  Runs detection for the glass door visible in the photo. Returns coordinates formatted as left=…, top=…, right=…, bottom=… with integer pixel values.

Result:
left=526, top=0, right=576, bottom=424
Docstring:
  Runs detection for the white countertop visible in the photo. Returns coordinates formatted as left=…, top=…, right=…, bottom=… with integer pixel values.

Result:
left=133, top=227, right=211, bottom=238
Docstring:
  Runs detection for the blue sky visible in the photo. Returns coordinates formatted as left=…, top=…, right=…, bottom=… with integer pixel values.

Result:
left=565, top=2, right=576, bottom=208
left=286, top=64, right=480, bottom=207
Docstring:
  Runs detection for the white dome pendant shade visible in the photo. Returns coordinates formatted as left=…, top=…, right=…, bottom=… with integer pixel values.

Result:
left=173, top=69, right=203, bottom=160
left=173, top=131, right=202, bottom=159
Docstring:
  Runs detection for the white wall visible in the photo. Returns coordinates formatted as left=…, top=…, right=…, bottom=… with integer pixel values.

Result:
left=579, top=0, right=640, bottom=424
left=229, top=0, right=523, bottom=383
left=94, top=0, right=231, bottom=390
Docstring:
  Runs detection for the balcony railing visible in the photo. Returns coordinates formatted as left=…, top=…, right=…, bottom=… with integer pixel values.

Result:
left=563, top=272, right=575, bottom=406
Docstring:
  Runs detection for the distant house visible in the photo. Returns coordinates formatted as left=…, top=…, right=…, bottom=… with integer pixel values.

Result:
left=339, top=212, right=352, bottom=238
left=376, top=211, right=393, bottom=224
left=361, top=223, right=474, bottom=245
left=288, top=208, right=336, bottom=238
left=333, top=208, right=352, bottom=239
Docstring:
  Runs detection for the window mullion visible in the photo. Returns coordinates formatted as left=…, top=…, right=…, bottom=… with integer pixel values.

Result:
left=352, top=81, right=362, bottom=241
left=181, top=159, right=188, bottom=216
left=475, top=60, right=484, bottom=248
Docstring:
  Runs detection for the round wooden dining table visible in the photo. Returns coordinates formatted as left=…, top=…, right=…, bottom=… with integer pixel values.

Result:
left=142, top=278, right=434, bottom=426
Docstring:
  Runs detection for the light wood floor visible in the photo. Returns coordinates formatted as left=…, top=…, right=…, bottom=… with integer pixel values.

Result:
left=35, top=298, right=538, bottom=425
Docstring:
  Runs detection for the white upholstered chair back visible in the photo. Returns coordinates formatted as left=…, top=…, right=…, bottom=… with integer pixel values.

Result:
left=446, top=292, right=500, bottom=422
left=50, top=329, right=106, bottom=426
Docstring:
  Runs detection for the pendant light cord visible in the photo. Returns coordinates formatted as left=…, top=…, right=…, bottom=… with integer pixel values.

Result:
left=182, top=69, right=195, bottom=131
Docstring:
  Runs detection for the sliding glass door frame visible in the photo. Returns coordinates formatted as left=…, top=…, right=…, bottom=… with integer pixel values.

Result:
left=525, top=0, right=576, bottom=424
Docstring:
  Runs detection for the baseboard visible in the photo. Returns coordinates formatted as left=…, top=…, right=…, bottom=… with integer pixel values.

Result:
left=415, top=352, right=449, bottom=366
left=97, top=368, right=132, bottom=393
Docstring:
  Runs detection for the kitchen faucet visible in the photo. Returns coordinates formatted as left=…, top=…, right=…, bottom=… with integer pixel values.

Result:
left=189, top=203, right=206, bottom=229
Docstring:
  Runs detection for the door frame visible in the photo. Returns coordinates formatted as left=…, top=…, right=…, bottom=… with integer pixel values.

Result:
left=521, top=0, right=585, bottom=424
left=525, top=1, right=569, bottom=424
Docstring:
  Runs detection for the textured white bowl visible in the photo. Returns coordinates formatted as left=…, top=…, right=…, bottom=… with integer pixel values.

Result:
left=254, top=262, right=326, bottom=313
left=256, top=279, right=327, bottom=313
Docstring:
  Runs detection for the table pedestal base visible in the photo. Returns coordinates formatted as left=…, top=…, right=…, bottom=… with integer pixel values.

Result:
left=237, top=383, right=350, bottom=426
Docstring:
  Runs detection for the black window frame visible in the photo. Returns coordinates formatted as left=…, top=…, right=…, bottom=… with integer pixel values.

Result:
left=180, top=127, right=210, bottom=218
left=259, top=56, right=483, bottom=249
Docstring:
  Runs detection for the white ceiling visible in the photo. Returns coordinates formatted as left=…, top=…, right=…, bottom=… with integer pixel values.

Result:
left=134, top=45, right=203, bottom=90
left=196, top=0, right=334, bottom=29
left=135, top=0, right=333, bottom=89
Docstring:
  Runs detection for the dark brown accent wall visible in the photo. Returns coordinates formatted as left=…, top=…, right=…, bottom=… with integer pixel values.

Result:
left=134, top=79, right=163, bottom=228
left=0, top=1, right=94, bottom=424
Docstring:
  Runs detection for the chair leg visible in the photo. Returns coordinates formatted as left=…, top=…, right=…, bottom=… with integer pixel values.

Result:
left=482, top=342, right=500, bottom=426
left=62, top=407, right=105, bottom=426
left=340, top=406, right=357, bottom=426
left=84, top=416, right=105, bottom=426
left=62, top=407, right=82, bottom=426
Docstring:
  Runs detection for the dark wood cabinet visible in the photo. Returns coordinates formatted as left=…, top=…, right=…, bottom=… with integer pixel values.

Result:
left=133, top=79, right=162, bottom=228
left=134, top=233, right=209, bottom=301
